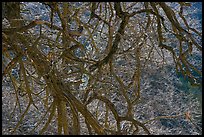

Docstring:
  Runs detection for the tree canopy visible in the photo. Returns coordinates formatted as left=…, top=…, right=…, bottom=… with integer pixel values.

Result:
left=2, top=2, right=202, bottom=135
